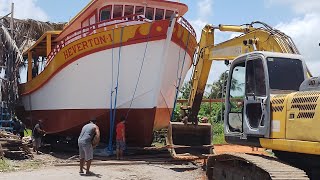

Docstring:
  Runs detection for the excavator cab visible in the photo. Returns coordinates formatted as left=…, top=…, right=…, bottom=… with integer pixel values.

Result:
left=224, top=51, right=308, bottom=146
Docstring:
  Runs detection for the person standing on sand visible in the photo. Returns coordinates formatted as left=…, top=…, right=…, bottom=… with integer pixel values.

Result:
left=32, top=120, right=46, bottom=154
left=78, top=118, right=100, bottom=175
left=116, top=116, right=126, bottom=160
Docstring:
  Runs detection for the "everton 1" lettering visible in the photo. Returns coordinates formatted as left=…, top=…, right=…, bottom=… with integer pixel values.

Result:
left=63, top=34, right=113, bottom=60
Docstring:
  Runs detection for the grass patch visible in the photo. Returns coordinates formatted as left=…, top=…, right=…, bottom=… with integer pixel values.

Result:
left=0, top=159, right=13, bottom=172
left=212, top=122, right=226, bottom=144
left=0, top=159, right=44, bottom=172
left=19, top=160, right=42, bottom=170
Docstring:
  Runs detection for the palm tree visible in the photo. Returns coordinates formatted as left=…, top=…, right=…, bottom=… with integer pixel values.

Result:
left=206, top=71, right=243, bottom=99
left=179, top=80, right=191, bottom=99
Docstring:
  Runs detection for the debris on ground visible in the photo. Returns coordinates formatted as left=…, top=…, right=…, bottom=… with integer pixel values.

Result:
left=0, top=131, right=33, bottom=160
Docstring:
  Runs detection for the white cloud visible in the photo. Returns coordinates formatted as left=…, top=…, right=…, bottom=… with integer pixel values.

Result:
left=197, top=0, right=214, bottom=19
left=268, top=0, right=320, bottom=77
left=268, top=0, right=320, bottom=14
left=276, top=13, right=320, bottom=76
left=189, top=19, right=207, bottom=41
left=189, top=0, right=214, bottom=41
left=0, top=0, right=48, bottom=21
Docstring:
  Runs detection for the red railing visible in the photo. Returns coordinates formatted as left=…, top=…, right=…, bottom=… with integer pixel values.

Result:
left=46, top=14, right=149, bottom=65
left=177, top=16, right=197, bottom=39
left=46, top=14, right=196, bottom=65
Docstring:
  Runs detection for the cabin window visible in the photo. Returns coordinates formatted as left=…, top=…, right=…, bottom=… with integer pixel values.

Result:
left=113, top=5, right=123, bottom=18
left=155, top=9, right=164, bottom=20
left=124, top=5, right=134, bottom=20
left=165, top=10, right=174, bottom=19
left=146, top=7, right=154, bottom=20
left=100, top=5, right=112, bottom=21
left=124, top=5, right=134, bottom=16
left=82, top=19, right=89, bottom=27
left=89, top=14, right=96, bottom=25
left=135, top=6, right=144, bottom=15
left=81, top=12, right=96, bottom=27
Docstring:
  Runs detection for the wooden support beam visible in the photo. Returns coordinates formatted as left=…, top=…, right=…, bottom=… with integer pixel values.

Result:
left=27, top=51, right=32, bottom=81
left=46, top=33, right=52, bottom=56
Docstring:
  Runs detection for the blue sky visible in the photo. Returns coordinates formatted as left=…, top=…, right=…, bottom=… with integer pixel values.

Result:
left=34, top=0, right=295, bottom=25
left=1, top=0, right=319, bottom=84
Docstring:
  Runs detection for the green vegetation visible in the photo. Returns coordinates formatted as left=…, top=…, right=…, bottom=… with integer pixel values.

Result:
left=212, top=122, right=226, bottom=144
left=0, top=159, right=12, bottom=172
left=25, top=129, right=32, bottom=136
left=0, top=158, right=44, bottom=172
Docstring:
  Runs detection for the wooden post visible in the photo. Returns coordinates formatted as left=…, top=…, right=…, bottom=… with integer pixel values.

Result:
left=27, top=51, right=32, bottom=81
left=10, top=3, right=14, bottom=35
left=46, top=33, right=52, bottom=56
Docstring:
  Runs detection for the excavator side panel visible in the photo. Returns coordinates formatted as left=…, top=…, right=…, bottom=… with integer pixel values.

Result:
left=286, top=91, right=320, bottom=142
left=269, top=94, right=288, bottom=139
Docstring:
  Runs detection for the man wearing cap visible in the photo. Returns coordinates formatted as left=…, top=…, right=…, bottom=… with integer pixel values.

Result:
left=78, top=118, right=100, bottom=175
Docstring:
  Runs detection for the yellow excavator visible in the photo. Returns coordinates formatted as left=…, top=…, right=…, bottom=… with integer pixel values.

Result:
left=171, top=21, right=320, bottom=179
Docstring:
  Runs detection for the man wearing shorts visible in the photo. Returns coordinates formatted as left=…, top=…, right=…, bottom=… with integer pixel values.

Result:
left=78, top=119, right=100, bottom=175
left=32, top=120, right=46, bottom=154
left=116, top=116, right=126, bottom=160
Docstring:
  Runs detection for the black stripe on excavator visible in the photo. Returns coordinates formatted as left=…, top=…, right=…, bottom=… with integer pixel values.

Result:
left=225, top=136, right=262, bottom=147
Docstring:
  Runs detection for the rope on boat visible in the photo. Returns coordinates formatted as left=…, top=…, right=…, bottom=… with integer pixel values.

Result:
left=108, top=27, right=124, bottom=152
left=108, top=28, right=115, bottom=152
left=170, top=31, right=191, bottom=121
left=125, top=22, right=154, bottom=120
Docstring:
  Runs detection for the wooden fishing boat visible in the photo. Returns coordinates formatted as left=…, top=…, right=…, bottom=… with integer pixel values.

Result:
left=19, top=0, right=197, bottom=146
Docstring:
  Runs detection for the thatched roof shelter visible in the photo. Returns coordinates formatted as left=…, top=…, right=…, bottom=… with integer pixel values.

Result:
left=0, top=17, right=65, bottom=114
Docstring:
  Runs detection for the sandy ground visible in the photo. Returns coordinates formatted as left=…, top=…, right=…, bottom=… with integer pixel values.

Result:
left=1, top=159, right=205, bottom=180
left=0, top=144, right=267, bottom=180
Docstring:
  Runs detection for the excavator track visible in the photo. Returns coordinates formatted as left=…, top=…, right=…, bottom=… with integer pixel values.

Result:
left=206, top=153, right=309, bottom=180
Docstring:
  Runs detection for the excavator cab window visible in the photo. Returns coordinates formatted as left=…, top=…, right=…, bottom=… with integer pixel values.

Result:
left=245, top=58, right=266, bottom=129
left=246, top=59, right=266, bottom=97
left=267, top=57, right=305, bottom=91
left=227, top=62, right=246, bottom=132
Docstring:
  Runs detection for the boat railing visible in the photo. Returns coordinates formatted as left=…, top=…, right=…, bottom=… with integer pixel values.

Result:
left=177, top=16, right=197, bottom=39
left=46, top=14, right=196, bottom=66
left=46, top=14, right=148, bottom=65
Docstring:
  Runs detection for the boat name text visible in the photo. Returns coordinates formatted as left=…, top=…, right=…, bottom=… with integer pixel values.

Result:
left=63, top=34, right=113, bottom=60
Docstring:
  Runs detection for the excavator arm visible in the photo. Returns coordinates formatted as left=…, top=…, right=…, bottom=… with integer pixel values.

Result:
left=182, top=21, right=301, bottom=124
left=169, top=21, right=307, bottom=157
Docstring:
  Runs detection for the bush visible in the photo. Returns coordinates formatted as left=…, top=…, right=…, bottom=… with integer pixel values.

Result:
left=212, top=122, right=226, bottom=144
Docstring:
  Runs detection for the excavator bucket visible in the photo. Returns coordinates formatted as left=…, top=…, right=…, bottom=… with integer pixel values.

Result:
left=167, top=122, right=213, bottom=156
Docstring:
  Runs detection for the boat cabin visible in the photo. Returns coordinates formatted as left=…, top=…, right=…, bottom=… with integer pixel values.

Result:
left=57, top=0, right=188, bottom=41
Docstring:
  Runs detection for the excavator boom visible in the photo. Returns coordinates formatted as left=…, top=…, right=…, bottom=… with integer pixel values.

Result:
left=183, top=21, right=300, bottom=123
